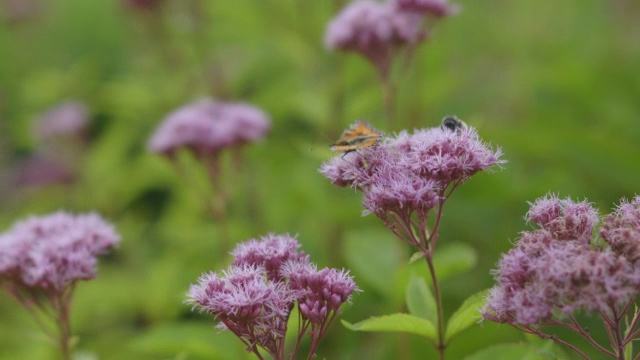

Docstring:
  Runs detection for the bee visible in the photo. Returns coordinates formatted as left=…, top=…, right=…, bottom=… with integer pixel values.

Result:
left=440, top=115, right=468, bottom=132
left=330, top=121, right=383, bottom=155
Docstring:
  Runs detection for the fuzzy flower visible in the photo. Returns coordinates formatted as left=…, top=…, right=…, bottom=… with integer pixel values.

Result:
left=33, top=101, right=89, bottom=142
left=484, top=196, right=640, bottom=326
left=231, top=233, right=309, bottom=282
left=392, top=0, right=460, bottom=17
left=187, top=265, right=300, bottom=357
left=283, top=261, right=359, bottom=325
left=525, top=194, right=599, bottom=244
left=147, top=98, right=270, bottom=158
left=325, top=0, right=425, bottom=74
left=397, top=126, right=504, bottom=188
left=187, top=234, right=359, bottom=359
left=320, top=124, right=503, bottom=221
left=601, top=196, right=640, bottom=264
left=0, top=212, right=120, bottom=292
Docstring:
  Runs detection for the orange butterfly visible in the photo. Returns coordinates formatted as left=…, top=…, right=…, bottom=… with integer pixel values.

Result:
left=330, top=121, right=383, bottom=154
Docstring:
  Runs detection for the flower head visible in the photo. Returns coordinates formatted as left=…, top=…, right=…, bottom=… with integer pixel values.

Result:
left=187, top=265, right=300, bottom=356
left=485, top=196, right=640, bottom=326
left=148, top=98, right=270, bottom=158
left=325, top=0, right=425, bottom=74
left=231, top=233, right=309, bottom=282
left=34, top=101, right=89, bottom=142
left=526, top=194, right=599, bottom=244
left=0, top=212, right=121, bottom=292
left=601, top=196, right=640, bottom=264
left=282, top=261, right=359, bottom=325
left=187, top=234, right=359, bottom=358
left=320, top=123, right=503, bottom=221
left=397, top=126, right=504, bottom=188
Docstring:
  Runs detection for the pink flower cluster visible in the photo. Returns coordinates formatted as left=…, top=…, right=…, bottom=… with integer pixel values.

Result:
left=33, top=101, right=89, bottom=142
left=485, top=194, right=640, bottom=325
left=147, top=98, right=271, bottom=158
left=320, top=124, right=503, bottom=220
left=325, top=0, right=458, bottom=75
left=0, top=212, right=121, bottom=293
left=186, top=233, right=358, bottom=359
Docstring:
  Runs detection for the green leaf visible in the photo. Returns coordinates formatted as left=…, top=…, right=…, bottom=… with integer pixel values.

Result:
left=464, top=343, right=553, bottom=360
left=445, top=289, right=488, bottom=341
left=343, top=229, right=404, bottom=298
left=406, top=273, right=436, bottom=323
left=342, top=313, right=436, bottom=341
left=408, top=251, right=424, bottom=264
left=433, top=243, right=478, bottom=280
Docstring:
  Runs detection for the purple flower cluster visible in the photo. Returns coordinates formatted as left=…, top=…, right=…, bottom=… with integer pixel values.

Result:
left=320, top=124, right=503, bottom=222
left=601, top=196, right=640, bottom=263
left=485, top=194, right=640, bottom=325
left=188, top=265, right=300, bottom=357
left=283, top=261, right=357, bottom=325
left=33, top=101, right=89, bottom=142
left=147, top=98, right=271, bottom=158
left=0, top=212, right=121, bottom=293
left=325, top=0, right=458, bottom=75
left=187, top=234, right=359, bottom=360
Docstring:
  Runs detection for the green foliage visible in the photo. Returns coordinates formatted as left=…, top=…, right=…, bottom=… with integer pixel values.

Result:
left=445, top=289, right=488, bottom=342
left=406, top=273, right=437, bottom=323
left=342, top=314, right=436, bottom=341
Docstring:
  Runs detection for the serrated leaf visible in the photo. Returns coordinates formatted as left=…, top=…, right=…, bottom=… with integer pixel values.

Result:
left=342, top=313, right=436, bottom=340
left=406, top=273, right=436, bottom=323
left=464, top=343, right=551, bottom=360
left=445, top=289, right=488, bottom=341
left=434, top=243, right=478, bottom=280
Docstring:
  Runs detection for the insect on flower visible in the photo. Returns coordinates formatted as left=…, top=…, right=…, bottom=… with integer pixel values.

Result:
left=329, top=121, right=383, bottom=155
left=440, top=115, right=468, bottom=132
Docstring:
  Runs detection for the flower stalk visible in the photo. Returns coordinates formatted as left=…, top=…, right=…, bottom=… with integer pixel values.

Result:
left=321, top=119, right=504, bottom=358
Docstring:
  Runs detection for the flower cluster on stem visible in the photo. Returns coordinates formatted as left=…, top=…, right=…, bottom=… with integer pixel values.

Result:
left=186, top=233, right=359, bottom=360
left=0, top=212, right=121, bottom=360
left=325, top=0, right=458, bottom=80
left=324, top=0, right=458, bottom=121
left=320, top=120, right=504, bottom=359
left=484, top=194, right=640, bottom=360
left=148, top=98, right=271, bottom=220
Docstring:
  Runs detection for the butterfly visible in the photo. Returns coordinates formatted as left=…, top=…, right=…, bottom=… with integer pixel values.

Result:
left=329, top=121, right=383, bottom=155
left=440, top=115, right=468, bottom=132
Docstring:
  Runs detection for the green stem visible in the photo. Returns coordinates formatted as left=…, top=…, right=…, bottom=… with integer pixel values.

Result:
left=54, top=286, right=75, bottom=360
left=424, top=253, right=446, bottom=360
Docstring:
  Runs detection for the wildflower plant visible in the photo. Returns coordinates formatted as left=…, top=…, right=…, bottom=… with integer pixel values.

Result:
left=320, top=119, right=504, bottom=359
left=484, top=194, right=640, bottom=360
left=186, top=233, right=359, bottom=360
left=0, top=212, right=121, bottom=360
left=325, top=0, right=458, bottom=122
left=148, top=98, right=270, bottom=220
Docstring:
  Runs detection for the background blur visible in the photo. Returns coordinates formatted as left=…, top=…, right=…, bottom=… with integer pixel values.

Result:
left=0, top=0, right=639, bottom=359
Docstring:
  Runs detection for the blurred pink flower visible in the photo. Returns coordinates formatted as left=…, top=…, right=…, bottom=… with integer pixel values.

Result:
left=0, top=211, right=121, bottom=292
left=325, top=0, right=426, bottom=75
left=148, top=98, right=271, bottom=158
left=33, top=101, right=89, bottom=142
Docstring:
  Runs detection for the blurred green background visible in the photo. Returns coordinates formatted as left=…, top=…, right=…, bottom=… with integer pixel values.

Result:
left=0, top=0, right=639, bottom=359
